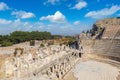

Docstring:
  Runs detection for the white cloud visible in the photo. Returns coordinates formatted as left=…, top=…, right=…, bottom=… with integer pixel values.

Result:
left=0, top=19, right=44, bottom=34
left=71, top=1, right=87, bottom=10
left=40, top=11, right=66, bottom=23
left=0, top=18, right=90, bottom=35
left=0, top=2, right=9, bottom=11
left=12, top=11, right=35, bottom=19
left=0, top=19, right=12, bottom=24
left=73, top=21, right=81, bottom=25
left=85, top=5, right=120, bottom=19
left=44, top=0, right=59, bottom=5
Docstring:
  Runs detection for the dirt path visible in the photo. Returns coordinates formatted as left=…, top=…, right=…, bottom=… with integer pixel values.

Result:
left=63, top=60, right=120, bottom=80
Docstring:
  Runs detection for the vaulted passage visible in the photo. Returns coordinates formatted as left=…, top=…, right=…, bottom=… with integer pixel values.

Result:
left=35, top=52, right=82, bottom=80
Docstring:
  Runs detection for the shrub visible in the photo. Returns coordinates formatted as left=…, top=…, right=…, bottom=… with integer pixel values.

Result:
left=1, top=41, right=13, bottom=47
left=48, top=42, right=54, bottom=46
left=40, top=43, right=45, bottom=47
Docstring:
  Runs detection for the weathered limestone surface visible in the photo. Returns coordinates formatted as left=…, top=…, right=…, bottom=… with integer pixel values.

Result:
left=0, top=41, right=82, bottom=80
left=80, top=18, right=120, bottom=61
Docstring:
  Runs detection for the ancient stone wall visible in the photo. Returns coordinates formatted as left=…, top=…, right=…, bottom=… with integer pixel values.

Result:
left=0, top=44, right=82, bottom=80
left=82, top=39, right=120, bottom=62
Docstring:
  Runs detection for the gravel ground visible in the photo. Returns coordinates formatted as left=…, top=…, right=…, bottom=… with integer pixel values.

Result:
left=73, top=60, right=120, bottom=80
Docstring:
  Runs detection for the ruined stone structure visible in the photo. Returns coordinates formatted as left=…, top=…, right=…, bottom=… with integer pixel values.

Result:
left=95, top=18, right=120, bottom=39
left=80, top=18, right=120, bottom=61
left=0, top=41, right=82, bottom=80
left=0, top=17, right=119, bottom=80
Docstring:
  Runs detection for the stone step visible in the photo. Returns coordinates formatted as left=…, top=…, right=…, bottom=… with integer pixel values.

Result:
left=109, top=46, right=120, bottom=49
left=108, top=50, right=120, bottom=54
left=110, top=46, right=120, bottom=49
left=112, top=43, right=120, bottom=45
left=109, top=49, right=120, bottom=51
left=115, top=45, right=120, bottom=47
left=107, top=52, right=120, bottom=57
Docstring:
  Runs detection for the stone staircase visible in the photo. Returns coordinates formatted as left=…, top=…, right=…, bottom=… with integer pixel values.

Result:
left=102, top=25, right=119, bottom=39
left=93, top=40, right=111, bottom=54
left=91, top=39, right=120, bottom=61
left=107, top=40, right=120, bottom=57
left=81, top=18, right=120, bottom=62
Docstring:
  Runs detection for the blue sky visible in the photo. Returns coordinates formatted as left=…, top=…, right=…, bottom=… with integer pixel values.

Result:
left=0, top=0, right=120, bottom=35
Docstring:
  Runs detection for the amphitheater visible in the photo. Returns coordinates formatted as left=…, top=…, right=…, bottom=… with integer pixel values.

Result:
left=0, top=18, right=120, bottom=80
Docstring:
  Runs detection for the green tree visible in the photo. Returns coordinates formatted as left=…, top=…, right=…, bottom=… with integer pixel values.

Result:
left=0, top=31, right=53, bottom=47
left=1, top=41, right=13, bottom=47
